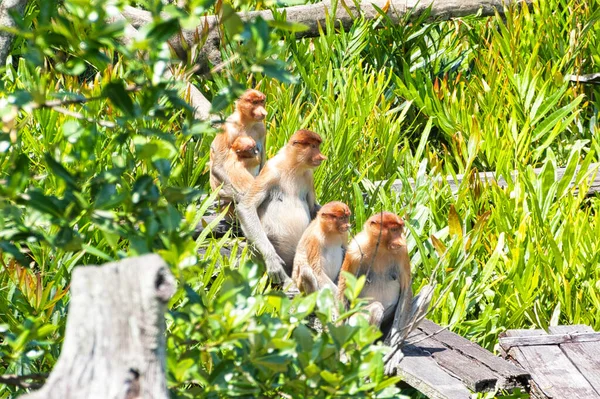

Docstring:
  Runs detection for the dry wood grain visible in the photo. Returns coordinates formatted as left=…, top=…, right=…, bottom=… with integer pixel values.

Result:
left=500, top=329, right=600, bottom=399
left=397, top=344, right=473, bottom=399
left=22, top=254, right=175, bottom=399
left=549, top=325, right=600, bottom=396
left=416, top=319, right=530, bottom=390
left=499, top=331, right=600, bottom=348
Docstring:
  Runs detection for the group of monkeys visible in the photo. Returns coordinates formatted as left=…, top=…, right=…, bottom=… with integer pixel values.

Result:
left=208, top=89, right=413, bottom=331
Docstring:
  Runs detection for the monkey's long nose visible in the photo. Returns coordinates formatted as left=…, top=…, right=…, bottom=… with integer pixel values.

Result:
left=317, top=153, right=327, bottom=161
left=256, top=107, right=267, bottom=120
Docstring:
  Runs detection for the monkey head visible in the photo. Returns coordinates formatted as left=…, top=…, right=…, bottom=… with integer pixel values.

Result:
left=318, top=201, right=352, bottom=235
left=237, top=89, right=267, bottom=122
left=289, top=129, right=327, bottom=168
left=231, top=136, right=259, bottom=159
left=365, top=212, right=406, bottom=252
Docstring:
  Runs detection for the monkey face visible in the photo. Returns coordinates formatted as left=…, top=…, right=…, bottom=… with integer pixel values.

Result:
left=238, top=89, right=267, bottom=121
left=289, top=130, right=327, bottom=168
left=366, top=212, right=406, bottom=252
left=231, top=137, right=259, bottom=159
left=319, top=201, right=352, bottom=234
left=236, top=146, right=259, bottom=159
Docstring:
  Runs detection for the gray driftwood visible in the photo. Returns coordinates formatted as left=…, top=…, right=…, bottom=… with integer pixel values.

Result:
left=22, top=254, right=176, bottom=399
left=107, top=12, right=212, bottom=120
left=121, top=0, right=533, bottom=72
left=499, top=327, right=600, bottom=399
left=0, top=0, right=28, bottom=67
left=499, top=331, right=600, bottom=348
left=386, top=163, right=600, bottom=197
left=548, top=325, right=600, bottom=394
left=568, top=73, right=600, bottom=85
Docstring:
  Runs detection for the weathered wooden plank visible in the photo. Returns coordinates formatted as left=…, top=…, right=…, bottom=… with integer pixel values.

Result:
left=396, top=344, right=472, bottom=399
left=499, top=332, right=600, bottom=348
left=406, top=330, right=498, bottom=392
left=501, top=329, right=600, bottom=399
left=387, top=163, right=600, bottom=197
left=549, top=325, right=600, bottom=396
left=416, top=320, right=530, bottom=390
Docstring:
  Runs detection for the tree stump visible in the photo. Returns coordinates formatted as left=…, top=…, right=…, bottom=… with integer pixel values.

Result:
left=22, top=254, right=176, bottom=399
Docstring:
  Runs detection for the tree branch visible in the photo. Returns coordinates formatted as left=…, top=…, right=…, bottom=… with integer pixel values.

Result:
left=121, top=0, right=533, bottom=72
left=0, top=0, right=28, bottom=68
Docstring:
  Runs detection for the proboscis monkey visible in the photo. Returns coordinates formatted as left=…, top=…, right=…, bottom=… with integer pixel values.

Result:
left=292, top=201, right=351, bottom=295
left=209, top=89, right=267, bottom=193
left=337, top=212, right=411, bottom=330
left=210, top=136, right=261, bottom=217
left=236, top=129, right=327, bottom=284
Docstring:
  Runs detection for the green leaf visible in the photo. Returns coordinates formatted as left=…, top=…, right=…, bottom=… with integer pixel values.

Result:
left=532, top=95, right=583, bottom=142
left=252, top=61, right=298, bottom=84
left=221, top=4, right=244, bottom=37
left=329, top=324, right=357, bottom=349
left=320, top=370, right=342, bottom=385
left=55, top=58, right=87, bottom=76
left=146, top=18, right=180, bottom=43
left=103, top=81, right=135, bottom=117
left=448, top=205, right=462, bottom=238
left=45, top=154, right=78, bottom=190
left=267, top=19, right=308, bottom=33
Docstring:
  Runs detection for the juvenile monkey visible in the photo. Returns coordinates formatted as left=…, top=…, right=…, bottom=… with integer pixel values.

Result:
left=292, top=201, right=351, bottom=295
left=209, top=89, right=267, bottom=193
left=337, top=212, right=411, bottom=330
left=210, top=136, right=261, bottom=216
left=236, top=129, right=327, bottom=284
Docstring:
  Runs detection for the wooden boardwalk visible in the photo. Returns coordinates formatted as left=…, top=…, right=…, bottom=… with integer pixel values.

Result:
left=397, top=319, right=529, bottom=398
left=499, top=325, right=600, bottom=399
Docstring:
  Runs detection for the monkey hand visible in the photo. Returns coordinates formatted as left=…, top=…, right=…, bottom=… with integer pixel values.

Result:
left=265, top=255, right=289, bottom=285
left=383, top=345, right=405, bottom=375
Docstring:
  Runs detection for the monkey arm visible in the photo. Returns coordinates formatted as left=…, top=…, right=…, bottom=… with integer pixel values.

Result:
left=210, top=137, right=236, bottom=190
left=336, top=251, right=360, bottom=305
left=307, top=184, right=321, bottom=220
left=259, top=143, right=266, bottom=170
left=235, top=171, right=289, bottom=284
left=315, top=270, right=338, bottom=296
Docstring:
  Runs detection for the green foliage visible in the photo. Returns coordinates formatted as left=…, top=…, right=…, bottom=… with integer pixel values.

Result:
left=168, top=262, right=401, bottom=398
left=2, top=0, right=600, bottom=397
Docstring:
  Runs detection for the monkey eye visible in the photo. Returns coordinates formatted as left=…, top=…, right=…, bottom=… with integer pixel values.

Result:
left=311, top=144, right=316, bottom=149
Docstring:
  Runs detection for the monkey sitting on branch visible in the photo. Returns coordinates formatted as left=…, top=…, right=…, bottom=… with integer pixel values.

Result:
left=337, top=212, right=434, bottom=374
left=292, top=201, right=351, bottom=296
left=235, top=129, right=327, bottom=285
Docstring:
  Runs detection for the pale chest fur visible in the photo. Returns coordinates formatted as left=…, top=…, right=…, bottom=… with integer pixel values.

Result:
left=321, top=244, right=344, bottom=282
left=348, top=237, right=402, bottom=312
left=258, top=157, right=313, bottom=269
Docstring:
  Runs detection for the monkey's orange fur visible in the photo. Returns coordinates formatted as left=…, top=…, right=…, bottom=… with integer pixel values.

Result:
left=236, top=130, right=326, bottom=283
left=337, top=212, right=410, bottom=326
left=209, top=89, right=267, bottom=193
left=292, top=201, right=351, bottom=294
